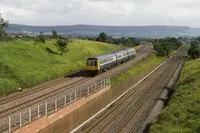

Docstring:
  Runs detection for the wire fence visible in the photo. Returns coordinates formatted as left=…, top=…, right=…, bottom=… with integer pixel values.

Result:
left=1, top=77, right=110, bottom=133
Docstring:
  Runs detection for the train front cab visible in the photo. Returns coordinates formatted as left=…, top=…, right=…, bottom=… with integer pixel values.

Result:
left=85, top=58, right=100, bottom=75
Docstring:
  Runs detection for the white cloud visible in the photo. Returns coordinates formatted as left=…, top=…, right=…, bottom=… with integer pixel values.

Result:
left=0, top=0, right=200, bottom=27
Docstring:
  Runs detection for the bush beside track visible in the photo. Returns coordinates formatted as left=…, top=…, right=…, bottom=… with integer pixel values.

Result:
left=0, top=39, right=122, bottom=95
left=150, top=58, right=200, bottom=133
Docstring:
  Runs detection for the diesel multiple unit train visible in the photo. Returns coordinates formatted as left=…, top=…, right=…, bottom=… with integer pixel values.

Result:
left=85, top=48, right=136, bottom=75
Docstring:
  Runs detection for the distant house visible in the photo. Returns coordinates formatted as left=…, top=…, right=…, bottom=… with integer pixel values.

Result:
left=9, top=33, right=25, bottom=38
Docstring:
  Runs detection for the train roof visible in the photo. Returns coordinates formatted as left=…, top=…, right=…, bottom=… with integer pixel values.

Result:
left=114, top=50, right=128, bottom=54
left=87, top=47, right=136, bottom=60
left=126, top=47, right=136, bottom=51
left=88, top=53, right=116, bottom=60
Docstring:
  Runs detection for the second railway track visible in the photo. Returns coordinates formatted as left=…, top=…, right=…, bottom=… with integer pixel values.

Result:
left=0, top=77, right=91, bottom=118
left=0, top=70, right=86, bottom=105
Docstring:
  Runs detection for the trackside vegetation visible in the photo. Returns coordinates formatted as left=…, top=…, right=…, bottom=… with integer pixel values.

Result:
left=188, top=41, right=200, bottom=59
left=150, top=58, right=200, bottom=133
left=0, top=39, right=122, bottom=96
left=0, top=13, right=9, bottom=40
left=111, top=51, right=168, bottom=86
left=153, top=38, right=182, bottom=56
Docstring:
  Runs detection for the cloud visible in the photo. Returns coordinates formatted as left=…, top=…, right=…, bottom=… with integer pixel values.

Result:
left=0, top=0, right=200, bottom=27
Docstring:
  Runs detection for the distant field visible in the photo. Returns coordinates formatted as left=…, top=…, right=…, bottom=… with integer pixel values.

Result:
left=150, top=58, right=200, bottom=133
left=0, top=39, right=122, bottom=95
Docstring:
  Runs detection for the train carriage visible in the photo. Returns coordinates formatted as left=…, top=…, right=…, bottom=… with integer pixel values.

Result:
left=126, top=48, right=136, bottom=59
left=114, top=50, right=129, bottom=65
left=85, top=47, right=136, bottom=75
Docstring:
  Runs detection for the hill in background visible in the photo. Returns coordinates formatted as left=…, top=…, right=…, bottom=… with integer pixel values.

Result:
left=6, top=24, right=200, bottom=38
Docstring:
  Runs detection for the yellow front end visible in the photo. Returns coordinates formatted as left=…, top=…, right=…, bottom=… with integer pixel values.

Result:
left=85, top=66, right=99, bottom=71
left=85, top=60, right=100, bottom=74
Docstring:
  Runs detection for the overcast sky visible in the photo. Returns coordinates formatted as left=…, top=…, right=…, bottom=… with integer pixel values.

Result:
left=0, top=0, right=200, bottom=27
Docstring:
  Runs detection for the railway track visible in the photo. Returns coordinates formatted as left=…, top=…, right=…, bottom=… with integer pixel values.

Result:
left=0, top=70, right=85, bottom=105
left=0, top=44, right=152, bottom=133
left=128, top=57, right=186, bottom=133
left=76, top=75, right=162, bottom=133
left=1, top=79, right=107, bottom=133
left=119, top=60, right=186, bottom=133
left=73, top=45, right=188, bottom=133
left=0, top=77, right=91, bottom=118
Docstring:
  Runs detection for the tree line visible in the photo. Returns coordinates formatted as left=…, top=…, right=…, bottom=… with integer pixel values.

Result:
left=96, top=32, right=140, bottom=47
left=152, top=38, right=182, bottom=56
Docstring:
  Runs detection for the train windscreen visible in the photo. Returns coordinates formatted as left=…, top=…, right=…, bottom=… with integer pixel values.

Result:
left=87, top=60, right=97, bottom=66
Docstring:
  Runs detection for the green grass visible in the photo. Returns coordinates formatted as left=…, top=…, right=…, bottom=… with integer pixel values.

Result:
left=111, top=51, right=167, bottom=86
left=0, top=39, right=122, bottom=95
left=150, top=58, right=200, bottom=133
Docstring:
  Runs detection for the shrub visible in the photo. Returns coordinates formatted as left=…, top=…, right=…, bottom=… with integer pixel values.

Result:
left=188, top=41, right=200, bottom=59
left=153, top=38, right=182, bottom=57
left=55, top=38, right=69, bottom=55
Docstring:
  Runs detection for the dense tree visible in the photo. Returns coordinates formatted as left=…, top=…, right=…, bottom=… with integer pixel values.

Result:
left=168, top=37, right=182, bottom=50
left=188, top=41, right=200, bottom=59
left=95, top=32, right=140, bottom=47
left=154, top=42, right=170, bottom=56
left=0, top=13, right=9, bottom=38
left=52, top=29, right=58, bottom=39
left=98, top=32, right=107, bottom=42
left=55, top=37, right=69, bottom=55
left=153, top=37, right=182, bottom=56
left=196, top=37, right=200, bottom=42
left=35, top=32, right=45, bottom=44
left=128, top=37, right=140, bottom=46
left=112, top=37, right=140, bottom=47
left=178, top=37, right=189, bottom=42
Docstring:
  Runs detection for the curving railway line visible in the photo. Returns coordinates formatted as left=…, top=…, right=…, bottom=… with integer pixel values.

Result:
left=0, top=71, right=86, bottom=105
left=72, top=45, right=188, bottom=133
left=0, top=44, right=152, bottom=133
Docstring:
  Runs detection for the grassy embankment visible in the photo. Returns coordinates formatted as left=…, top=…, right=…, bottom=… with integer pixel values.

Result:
left=150, top=58, right=200, bottom=133
left=0, top=39, right=122, bottom=95
left=111, top=51, right=172, bottom=86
